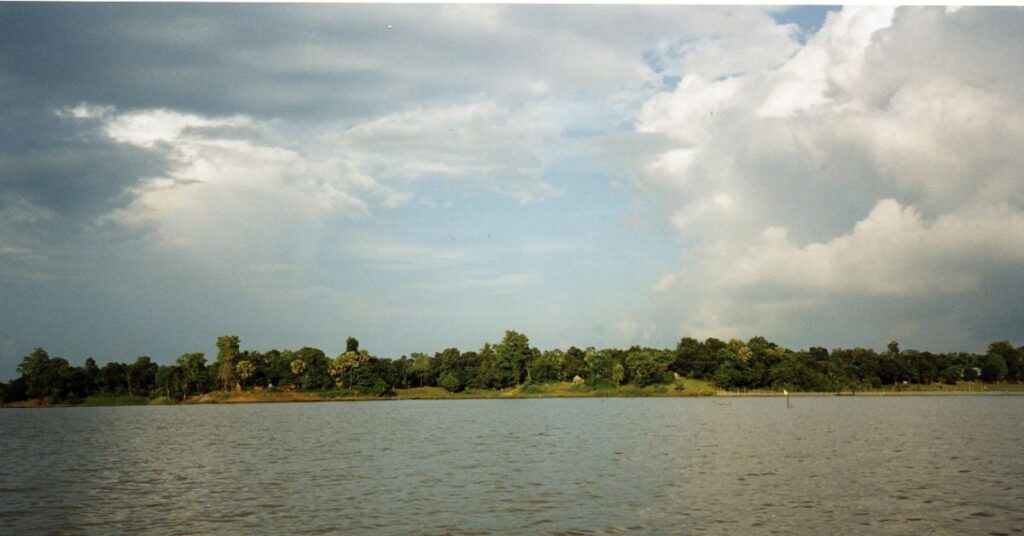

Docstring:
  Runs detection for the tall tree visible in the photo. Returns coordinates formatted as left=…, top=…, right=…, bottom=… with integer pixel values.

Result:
left=980, top=352, right=1008, bottom=383
left=290, top=359, right=308, bottom=386
left=495, top=331, right=532, bottom=387
left=216, top=335, right=241, bottom=391
left=987, top=341, right=1022, bottom=382
left=17, top=347, right=53, bottom=399
left=127, top=356, right=157, bottom=396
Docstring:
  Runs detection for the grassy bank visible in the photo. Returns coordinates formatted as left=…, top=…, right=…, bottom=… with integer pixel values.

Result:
left=81, top=394, right=151, bottom=406
left=6, top=380, right=1024, bottom=408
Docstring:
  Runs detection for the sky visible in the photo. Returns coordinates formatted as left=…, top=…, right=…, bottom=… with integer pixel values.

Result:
left=2, top=4, right=1023, bottom=378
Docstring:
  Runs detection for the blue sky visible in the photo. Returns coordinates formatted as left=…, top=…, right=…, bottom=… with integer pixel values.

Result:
left=2, top=5, right=1023, bottom=378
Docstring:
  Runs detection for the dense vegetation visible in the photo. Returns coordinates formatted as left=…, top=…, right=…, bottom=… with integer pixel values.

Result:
left=2, top=332, right=1022, bottom=405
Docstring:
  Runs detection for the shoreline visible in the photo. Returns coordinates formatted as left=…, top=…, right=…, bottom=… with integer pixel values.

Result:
left=4, top=382, right=1024, bottom=408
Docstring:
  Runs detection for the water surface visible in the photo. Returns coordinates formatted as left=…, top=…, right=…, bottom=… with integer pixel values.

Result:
left=2, top=397, right=1022, bottom=534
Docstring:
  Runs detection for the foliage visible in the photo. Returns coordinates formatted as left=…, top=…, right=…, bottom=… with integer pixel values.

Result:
left=236, top=361, right=256, bottom=387
left=4, top=333, right=1022, bottom=406
left=494, top=331, right=532, bottom=387
left=216, top=335, right=241, bottom=391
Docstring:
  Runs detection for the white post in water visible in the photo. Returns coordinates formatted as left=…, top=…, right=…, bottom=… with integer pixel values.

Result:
left=784, top=389, right=790, bottom=409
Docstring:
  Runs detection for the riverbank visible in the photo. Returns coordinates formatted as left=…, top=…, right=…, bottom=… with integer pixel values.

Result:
left=5, top=379, right=1024, bottom=408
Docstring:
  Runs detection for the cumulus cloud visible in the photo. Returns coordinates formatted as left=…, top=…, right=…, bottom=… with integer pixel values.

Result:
left=80, top=106, right=371, bottom=269
left=721, top=200, right=1024, bottom=296
left=629, top=6, right=1024, bottom=349
left=70, top=98, right=562, bottom=271
left=757, top=6, right=896, bottom=118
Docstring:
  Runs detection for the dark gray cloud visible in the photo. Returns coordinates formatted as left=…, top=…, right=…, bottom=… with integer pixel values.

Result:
left=0, top=112, right=167, bottom=223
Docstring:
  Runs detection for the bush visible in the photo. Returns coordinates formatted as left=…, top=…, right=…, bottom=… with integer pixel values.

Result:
left=439, top=372, right=462, bottom=393
left=520, top=383, right=546, bottom=395
left=942, top=366, right=961, bottom=385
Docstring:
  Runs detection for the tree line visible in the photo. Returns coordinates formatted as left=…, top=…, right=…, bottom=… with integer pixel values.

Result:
left=2, top=332, right=1022, bottom=404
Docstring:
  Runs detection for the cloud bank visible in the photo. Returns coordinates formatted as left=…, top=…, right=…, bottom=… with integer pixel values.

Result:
left=632, top=7, right=1024, bottom=349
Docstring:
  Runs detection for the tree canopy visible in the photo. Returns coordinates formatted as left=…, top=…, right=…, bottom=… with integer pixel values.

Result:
left=3, top=334, right=1021, bottom=404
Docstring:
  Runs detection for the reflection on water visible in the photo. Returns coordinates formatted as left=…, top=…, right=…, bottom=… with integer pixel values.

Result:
left=2, top=397, right=1023, bottom=534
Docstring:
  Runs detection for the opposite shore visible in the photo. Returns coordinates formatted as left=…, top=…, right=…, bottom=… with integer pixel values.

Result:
left=5, top=380, right=1024, bottom=408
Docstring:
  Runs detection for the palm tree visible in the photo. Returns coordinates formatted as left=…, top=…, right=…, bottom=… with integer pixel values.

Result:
left=290, top=359, right=307, bottom=388
left=236, top=361, right=256, bottom=390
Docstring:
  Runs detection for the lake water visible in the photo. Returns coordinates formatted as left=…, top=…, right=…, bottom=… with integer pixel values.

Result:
left=2, top=397, right=1023, bottom=534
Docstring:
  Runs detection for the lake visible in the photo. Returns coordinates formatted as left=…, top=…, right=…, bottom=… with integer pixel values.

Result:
left=1, top=397, right=1022, bottom=534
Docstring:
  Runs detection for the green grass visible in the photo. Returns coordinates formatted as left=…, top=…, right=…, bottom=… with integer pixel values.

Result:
left=853, top=381, right=1024, bottom=394
left=387, top=380, right=720, bottom=399
left=80, top=394, right=150, bottom=406
left=47, top=379, right=1024, bottom=408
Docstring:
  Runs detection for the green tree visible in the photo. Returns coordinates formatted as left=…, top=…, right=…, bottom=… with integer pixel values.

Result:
left=100, top=362, right=128, bottom=394
left=562, top=346, right=586, bottom=381
left=472, top=344, right=501, bottom=389
left=393, top=356, right=411, bottom=389
left=346, top=337, right=360, bottom=353
left=711, top=350, right=751, bottom=390
left=330, top=349, right=370, bottom=389
left=216, top=335, right=241, bottom=391
left=410, top=352, right=433, bottom=387
left=625, top=348, right=665, bottom=387
left=770, top=352, right=826, bottom=391
left=611, top=362, right=625, bottom=387
left=439, top=371, right=461, bottom=392
left=528, top=349, right=562, bottom=384
left=941, top=365, right=961, bottom=385
left=980, top=352, right=1008, bottom=383
left=127, top=356, right=157, bottom=396
left=176, top=352, right=207, bottom=397
left=83, top=357, right=101, bottom=394
left=672, top=337, right=703, bottom=377
left=263, top=349, right=291, bottom=388
left=155, top=365, right=181, bottom=399
left=495, top=331, right=532, bottom=387
left=17, top=347, right=56, bottom=399
left=586, top=348, right=623, bottom=386
left=987, top=341, right=1022, bottom=382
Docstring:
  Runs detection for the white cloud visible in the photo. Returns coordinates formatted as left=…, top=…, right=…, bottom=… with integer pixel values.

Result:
left=615, top=316, right=656, bottom=344
left=627, top=6, right=1024, bottom=348
left=333, top=101, right=560, bottom=203
left=103, top=108, right=253, bottom=148
left=721, top=200, right=1024, bottom=296
left=52, top=106, right=386, bottom=278
left=638, top=74, right=745, bottom=145
left=758, top=6, right=896, bottom=118
left=55, top=102, right=114, bottom=120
